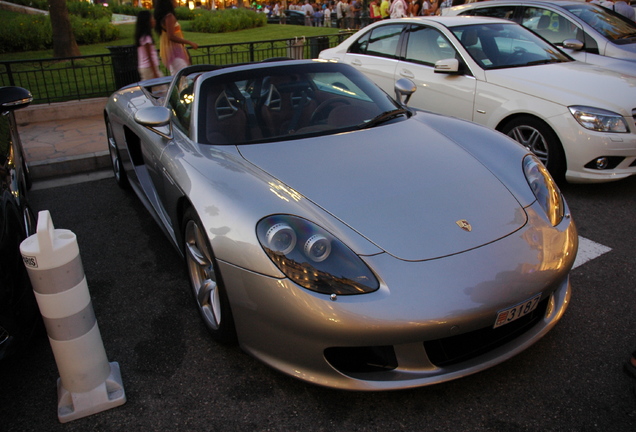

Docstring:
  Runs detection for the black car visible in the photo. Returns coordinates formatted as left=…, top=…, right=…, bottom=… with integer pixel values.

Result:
left=0, top=86, right=39, bottom=361
left=267, top=10, right=307, bottom=26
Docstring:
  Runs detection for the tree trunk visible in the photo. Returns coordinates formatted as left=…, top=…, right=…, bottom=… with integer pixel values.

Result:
left=49, top=0, right=81, bottom=58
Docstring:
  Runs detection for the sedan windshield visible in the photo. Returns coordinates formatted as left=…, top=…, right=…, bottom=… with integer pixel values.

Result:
left=563, top=3, right=636, bottom=42
left=195, top=62, right=402, bottom=145
left=452, top=23, right=571, bottom=69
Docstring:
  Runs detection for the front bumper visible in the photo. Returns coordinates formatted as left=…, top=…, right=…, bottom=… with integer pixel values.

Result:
left=217, top=204, right=577, bottom=390
left=557, top=115, right=636, bottom=183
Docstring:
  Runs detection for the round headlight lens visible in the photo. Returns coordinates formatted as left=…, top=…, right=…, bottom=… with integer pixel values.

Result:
left=523, top=154, right=564, bottom=226
left=266, top=223, right=296, bottom=255
left=304, top=234, right=331, bottom=262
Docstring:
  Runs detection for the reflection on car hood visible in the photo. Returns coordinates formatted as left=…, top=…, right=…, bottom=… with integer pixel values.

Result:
left=485, top=62, right=636, bottom=113
left=238, top=119, right=526, bottom=261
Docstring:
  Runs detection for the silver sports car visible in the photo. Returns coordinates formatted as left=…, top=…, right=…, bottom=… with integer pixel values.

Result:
left=104, top=60, right=577, bottom=390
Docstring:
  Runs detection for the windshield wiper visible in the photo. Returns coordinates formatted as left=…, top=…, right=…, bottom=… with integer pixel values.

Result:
left=524, top=58, right=564, bottom=66
left=359, top=108, right=410, bottom=129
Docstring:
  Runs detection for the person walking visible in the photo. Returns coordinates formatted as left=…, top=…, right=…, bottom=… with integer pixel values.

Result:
left=135, top=10, right=163, bottom=81
left=154, top=0, right=198, bottom=75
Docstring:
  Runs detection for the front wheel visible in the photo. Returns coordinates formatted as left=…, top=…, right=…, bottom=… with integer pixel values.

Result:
left=183, top=207, right=236, bottom=344
left=501, top=116, right=566, bottom=182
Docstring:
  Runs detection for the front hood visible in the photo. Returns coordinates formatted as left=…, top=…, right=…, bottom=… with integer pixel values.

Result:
left=485, top=62, right=636, bottom=115
left=238, top=119, right=527, bottom=261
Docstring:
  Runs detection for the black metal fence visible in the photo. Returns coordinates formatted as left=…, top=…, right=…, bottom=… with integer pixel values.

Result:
left=0, top=33, right=353, bottom=105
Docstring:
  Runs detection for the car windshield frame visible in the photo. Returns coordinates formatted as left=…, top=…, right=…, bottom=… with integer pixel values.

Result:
left=451, top=22, right=572, bottom=70
left=562, top=3, right=636, bottom=43
left=194, top=62, right=402, bottom=145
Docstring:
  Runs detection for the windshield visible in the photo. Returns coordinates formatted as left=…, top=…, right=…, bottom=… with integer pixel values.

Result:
left=563, top=3, right=636, bottom=42
left=452, top=23, right=571, bottom=69
left=195, top=62, right=401, bottom=145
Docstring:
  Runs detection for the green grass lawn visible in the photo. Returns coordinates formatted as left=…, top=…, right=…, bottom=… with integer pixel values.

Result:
left=0, top=9, right=341, bottom=61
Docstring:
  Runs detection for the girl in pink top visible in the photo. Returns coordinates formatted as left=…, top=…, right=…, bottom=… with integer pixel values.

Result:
left=135, top=10, right=163, bottom=81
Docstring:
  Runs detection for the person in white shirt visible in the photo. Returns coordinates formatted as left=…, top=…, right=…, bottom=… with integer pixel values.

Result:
left=324, top=5, right=332, bottom=27
left=302, top=0, right=315, bottom=26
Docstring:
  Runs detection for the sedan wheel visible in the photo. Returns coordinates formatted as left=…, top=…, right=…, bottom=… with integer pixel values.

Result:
left=106, top=119, right=129, bottom=189
left=183, top=208, right=236, bottom=344
left=501, top=116, right=565, bottom=182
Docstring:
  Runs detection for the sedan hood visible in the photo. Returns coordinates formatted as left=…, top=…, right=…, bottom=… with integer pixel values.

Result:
left=485, top=62, right=636, bottom=115
left=238, top=119, right=527, bottom=261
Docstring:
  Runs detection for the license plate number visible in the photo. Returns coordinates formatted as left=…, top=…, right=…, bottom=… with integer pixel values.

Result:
left=494, top=294, right=542, bottom=329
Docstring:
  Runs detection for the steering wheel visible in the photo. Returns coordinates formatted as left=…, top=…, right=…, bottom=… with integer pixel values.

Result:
left=310, top=98, right=351, bottom=125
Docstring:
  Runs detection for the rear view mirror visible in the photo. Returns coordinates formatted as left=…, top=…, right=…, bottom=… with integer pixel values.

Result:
left=0, top=86, right=33, bottom=112
left=395, top=78, right=416, bottom=106
left=134, top=106, right=172, bottom=139
left=434, top=58, right=460, bottom=74
left=562, top=39, right=584, bottom=51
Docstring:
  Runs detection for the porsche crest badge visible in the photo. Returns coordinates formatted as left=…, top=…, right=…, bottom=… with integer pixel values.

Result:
left=456, top=219, right=472, bottom=232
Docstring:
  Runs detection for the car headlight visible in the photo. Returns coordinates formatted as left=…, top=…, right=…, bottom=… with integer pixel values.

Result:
left=257, top=215, right=379, bottom=295
left=568, top=105, right=628, bottom=133
left=523, top=155, right=564, bottom=226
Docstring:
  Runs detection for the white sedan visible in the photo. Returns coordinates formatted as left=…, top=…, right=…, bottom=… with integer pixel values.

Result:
left=320, top=16, right=636, bottom=183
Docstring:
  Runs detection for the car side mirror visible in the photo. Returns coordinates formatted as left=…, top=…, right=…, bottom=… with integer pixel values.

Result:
left=0, top=86, right=33, bottom=112
left=562, top=39, right=584, bottom=51
left=134, top=106, right=172, bottom=139
left=395, top=78, right=416, bottom=106
left=434, top=58, right=460, bottom=74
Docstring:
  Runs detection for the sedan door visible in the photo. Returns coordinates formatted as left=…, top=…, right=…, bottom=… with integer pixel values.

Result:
left=396, top=25, right=477, bottom=122
left=339, top=24, right=404, bottom=98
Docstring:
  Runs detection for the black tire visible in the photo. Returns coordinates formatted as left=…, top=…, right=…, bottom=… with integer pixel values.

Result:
left=501, top=115, right=566, bottom=181
left=182, top=207, right=237, bottom=344
left=106, top=118, right=129, bottom=189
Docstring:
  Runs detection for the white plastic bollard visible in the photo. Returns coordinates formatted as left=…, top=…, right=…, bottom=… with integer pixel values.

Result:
left=20, top=210, right=126, bottom=423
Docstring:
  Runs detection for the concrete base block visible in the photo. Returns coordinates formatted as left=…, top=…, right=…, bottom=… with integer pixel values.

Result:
left=57, top=361, right=126, bottom=423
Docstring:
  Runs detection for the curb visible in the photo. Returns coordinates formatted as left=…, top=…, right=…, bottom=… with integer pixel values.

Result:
left=29, top=151, right=111, bottom=181
left=15, top=98, right=108, bottom=125
left=16, top=98, right=110, bottom=181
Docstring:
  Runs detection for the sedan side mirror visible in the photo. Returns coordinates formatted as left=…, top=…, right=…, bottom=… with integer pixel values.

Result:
left=562, top=39, right=584, bottom=51
left=134, top=106, right=172, bottom=139
left=395, top=78, right=416, bottom=106
left=434, top=58, right=460, bottom=74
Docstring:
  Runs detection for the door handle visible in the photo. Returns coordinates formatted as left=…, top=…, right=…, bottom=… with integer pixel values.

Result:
left=351, top=59, right=362, bottom=66
left=400, top=69, right=415, bottom=79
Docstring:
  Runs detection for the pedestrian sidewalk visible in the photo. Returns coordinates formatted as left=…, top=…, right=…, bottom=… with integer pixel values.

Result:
left=16, top=98, right=110, bottom=181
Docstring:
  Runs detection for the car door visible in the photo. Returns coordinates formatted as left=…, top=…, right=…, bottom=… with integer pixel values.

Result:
left=340, top=24, right=404, bottom=97
left=395, top=24, right=477, bottom=122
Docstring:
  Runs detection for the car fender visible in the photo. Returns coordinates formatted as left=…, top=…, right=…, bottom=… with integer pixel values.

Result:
left=162, top=140, right=383, bottom=277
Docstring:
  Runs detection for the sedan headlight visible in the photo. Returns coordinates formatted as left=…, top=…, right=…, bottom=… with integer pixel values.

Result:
left=257, top=215, right=379, bottom=295
left=568, top=105, right=628, bottom=133
left=523, top=155, right=564, bottom=226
